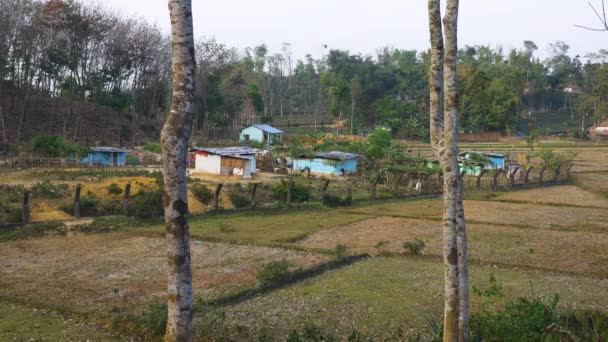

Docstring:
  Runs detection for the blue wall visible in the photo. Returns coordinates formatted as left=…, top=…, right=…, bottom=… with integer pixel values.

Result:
left=239, top=126, right=281, bottom=146
left=81, top=151, right=126, bottom=166
left=293, top=158, right=358, bottom=176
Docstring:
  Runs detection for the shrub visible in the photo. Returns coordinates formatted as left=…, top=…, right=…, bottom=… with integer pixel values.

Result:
left=60, top=197, right=100, bottom=217
left=31, top=181, right=68, bottom=198
left=323, top=194, right=352, bottom=207
left=272, top=179, right=311, bottom=203
left=107, top=183, right=123, bottom=195
left=139, top=302, right=167, bottom=337
left=229, top=193, right=250, bottom=208
left=403, top=239, right=426, bottom=256
left=131, top=189, right=164, bottom=218
left=256, top=260, right=291, bottom=287
left=334, top=244, right=349, bottom=258
left=191, top=184, right=213, bottom=204
left=30, top=135, right=91, bottom=157
left=143, top=142, right=162, bottom=154
left=126, top=155, right=139, bottom=166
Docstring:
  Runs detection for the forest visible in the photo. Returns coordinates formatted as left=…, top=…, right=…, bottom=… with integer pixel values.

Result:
left=1, top=0, right=608, bottom=145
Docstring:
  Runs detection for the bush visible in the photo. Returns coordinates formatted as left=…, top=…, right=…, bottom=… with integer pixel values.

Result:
left=229, top=193, right=250, bottom=208
left=334, top=244, right=349, bottom=258
left=31, top=181, right=68, bottom=198
left=30, top=135, right=91, bottom=157
left=131, top=189, right=164, bottom=218
left=272, top=179, right=311, bottom=203
left=191, top=184, right=213, bottom=205
left=60, top=197, right=100, bottom=217
left=143, top=142, right=162, bottom=154
left=126, top=155, right=139, bottom=166
left=403, top=239, right=426, bottom=256
left=139, top=302, right=167, bottom=337
left=256, top=260, right=291, bottom=287
left=107, top=183, right=123, bottom=195
left=323, top=194, right=352, bottom=207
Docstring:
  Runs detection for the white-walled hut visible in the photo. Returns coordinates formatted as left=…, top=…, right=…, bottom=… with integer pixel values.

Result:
left=191, top=146, right=261, bottom=178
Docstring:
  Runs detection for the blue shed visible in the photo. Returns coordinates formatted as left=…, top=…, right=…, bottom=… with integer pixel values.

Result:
left=459, top=151, right=505, bottom=175
left=292, top=151, right=360, bottom=176
left=81, top=147, right=129, bottom=166
left=239, top=124, right=284, bottom=147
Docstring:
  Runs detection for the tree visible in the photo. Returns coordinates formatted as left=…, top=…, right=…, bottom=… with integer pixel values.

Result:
left=162, top=0, right=196, bottom=340
left=428, top=0, right=470, bottom=340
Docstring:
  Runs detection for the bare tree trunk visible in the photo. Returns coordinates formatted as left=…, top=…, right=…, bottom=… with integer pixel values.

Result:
left=428, top=1, right=468, bottom=341
left=163, top=0, right=196, bottom=340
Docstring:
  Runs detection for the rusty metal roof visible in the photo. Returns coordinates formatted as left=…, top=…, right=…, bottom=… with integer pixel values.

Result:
left=191, top=146, right=261, bottom=159
left=313, top=151, right=360, bottom=160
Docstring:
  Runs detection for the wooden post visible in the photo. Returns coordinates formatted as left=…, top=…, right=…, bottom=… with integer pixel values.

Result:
left=214, top=183, right=223, bottom=211
left=250, top=183, right=258, bottom=210
left=476, top=169, right=486, bottom=189
left=123, top=183, right=131, bottom=214
left=437, top=173, right=443, bottom=191
left=539, top=167, right=547, bottom=185
left=371, top=176, right=380, bottom=200
left=74, top=184, right=82, bottom=219
left=393, top=173, right=405, bottom=196
left=347, top=179, right=356, bottom=201
left=509, top=167, right=520, bottom=187
left=553, top=164, right=562, bottom=183
left=321, top=179, right=330, bottom=205
left=22, top=190, right=30, bottom=225
left=566, top=163, right=574, bottom=179
left=524, top=166, right=533, bottom=184
left=492, top=169, right=503, bottom=192
left=287, top=180, right=296, bottom=207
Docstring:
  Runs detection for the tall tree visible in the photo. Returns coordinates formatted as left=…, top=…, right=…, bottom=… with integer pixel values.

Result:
left=162, top=0, right=195, bottom=340
left=428, top=0, right=469, bottom=340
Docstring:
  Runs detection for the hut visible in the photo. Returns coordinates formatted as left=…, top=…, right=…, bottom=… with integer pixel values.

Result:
left=81, top=147, right=129, bottom=166
left=459, top=151, right=505, bottom=175
left=191, top=146, right=261, bottom=178
left=239, top=124, right=284, bottom=147
left=292, top=151, right=360, bottom=176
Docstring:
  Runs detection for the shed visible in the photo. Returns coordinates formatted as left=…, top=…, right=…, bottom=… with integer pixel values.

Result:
left=191, top=146, right=261, bottom=178
left=459, top=151, right=505, bottom=175
left=292, top=151, right=360, bottom=176
left=81, top=147, right=128, bottom=166
left=239, top=124, right=284, bottom=147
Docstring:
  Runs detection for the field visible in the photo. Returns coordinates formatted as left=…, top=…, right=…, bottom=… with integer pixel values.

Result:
left=1, top=143, right=608, bottom=339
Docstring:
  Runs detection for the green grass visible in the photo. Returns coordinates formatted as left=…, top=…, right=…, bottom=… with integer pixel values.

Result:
left=225, top=257, right=608, bottom=339
left=0, top=301, right=118, bottom=341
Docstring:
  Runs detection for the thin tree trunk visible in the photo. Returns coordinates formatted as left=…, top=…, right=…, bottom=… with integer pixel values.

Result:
left=163, top=0, right=196, bottom=340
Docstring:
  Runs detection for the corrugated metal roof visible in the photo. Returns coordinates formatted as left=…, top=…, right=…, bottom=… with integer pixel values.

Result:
left=191, top=146, right=261, bottom=159
left=460, top=151, right=504, bottom=158
left=91, top=147, right=129, bottom=153
left=313, top=151, right=360, bottom=160
left=251, top=124, right=284, bottom=134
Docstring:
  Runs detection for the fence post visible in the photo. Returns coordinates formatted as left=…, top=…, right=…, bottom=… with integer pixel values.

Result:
left=287, top=180, right=296, bottom=208
left=524, top=166, right=533, bottom=184
left=553, top=164, right=562, bottom=184
left=393, top=173, right=405, bottom=196
left=214, top=183, right=223, bottom=211
left=22, top=190, right=30, bottom=225
left=539, top=167, right=547, bottom=185
left=492, top=169, right=503, bottom=192
left=321, top=179, right=330, bottom=205
left=476, top=169, right=486, bottom=189
left=371, top=176, right=380, bottom=200
left=123, top=183, right=131, bottom=215
left=251, top=183, right=258, bottom=210
left=74, top=184, right=82, bottom=219
left=347, top=179, right=356, bottom=201
left=566, top=163, right=574, bottom=179
left=437, top=173, right=443, bottom=191
left=509, top=167, right=520, bottom=187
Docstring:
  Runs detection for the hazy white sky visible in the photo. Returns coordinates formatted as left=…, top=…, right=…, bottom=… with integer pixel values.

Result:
left=93, top=0, right=605, bottom=60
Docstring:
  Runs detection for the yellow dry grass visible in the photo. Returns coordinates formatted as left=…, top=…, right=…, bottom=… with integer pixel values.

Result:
left=494, top=185, right=608, bottom=208
left=80, top=176, right=157, bottom=199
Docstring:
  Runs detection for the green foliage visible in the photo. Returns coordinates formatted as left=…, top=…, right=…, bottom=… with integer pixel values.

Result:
left=106, top=183, right=123, bottom=196
left=0, top=222, right=67, bottom=241
left=229, top=193, right=250, bottom=208
left=366, top=128, right=392, bottom=161
left=143, top=142, right=162, bottom=154
left=256, top=260, right=291, bottom=287
left=139, top=302, right=167, bottom=337
left=131, top=189, right=164, bottom=219
left=536, top=148, right=571, bottom=168
left=31, top=181, right=69, bottom=198
left=191, top=184, right=213, bottom=204
left=247, top=83, right=265, bottom=113
left=60, top=197, right=100, bottom=217
left=323, top=194, right=352, bottom=207
left=402, top=239, right=426, bottom=256
left=333, top=244, right=349, bottom=258
left=126, top=155, right=139, bottom=166
left=30, top=135, right=91, bottom=158
left=272, top=179, right=311, bottom=203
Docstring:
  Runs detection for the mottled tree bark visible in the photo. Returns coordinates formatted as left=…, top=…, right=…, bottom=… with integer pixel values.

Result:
left=163, top=0, right=196, bottom=340
left=428, top=0, right=469, bottom=341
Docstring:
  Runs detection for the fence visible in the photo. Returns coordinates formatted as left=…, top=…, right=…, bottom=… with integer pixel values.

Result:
left=0, top=155, right=133, bottom=169
left=0, top=163, right=573, bottom=228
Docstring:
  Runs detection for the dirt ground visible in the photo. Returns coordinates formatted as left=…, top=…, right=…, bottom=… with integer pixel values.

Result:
left=0, top=232, right=329, bottom=318
left=493, top=185, right=608, bottom=208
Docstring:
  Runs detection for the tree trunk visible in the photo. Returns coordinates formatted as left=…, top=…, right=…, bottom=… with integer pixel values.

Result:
left=163, top=0, right=196, bottom=340
left=428, top=1, right=469, bottom=341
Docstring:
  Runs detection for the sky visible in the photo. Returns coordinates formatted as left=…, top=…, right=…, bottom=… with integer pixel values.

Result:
left=93, top=0, right=606, bottom=61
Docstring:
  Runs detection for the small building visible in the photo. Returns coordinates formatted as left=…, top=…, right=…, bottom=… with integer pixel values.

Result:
left=239, top=124, right=284, bottom=147
left=590, top=120, right=608, bottom=141
left=459, top=151, right=505, bottom=175
left=191, top=146, right=261, bottom=178
left=292, top=151, right=360, bottom=176
left=81, top=147, right=129, bottom=166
